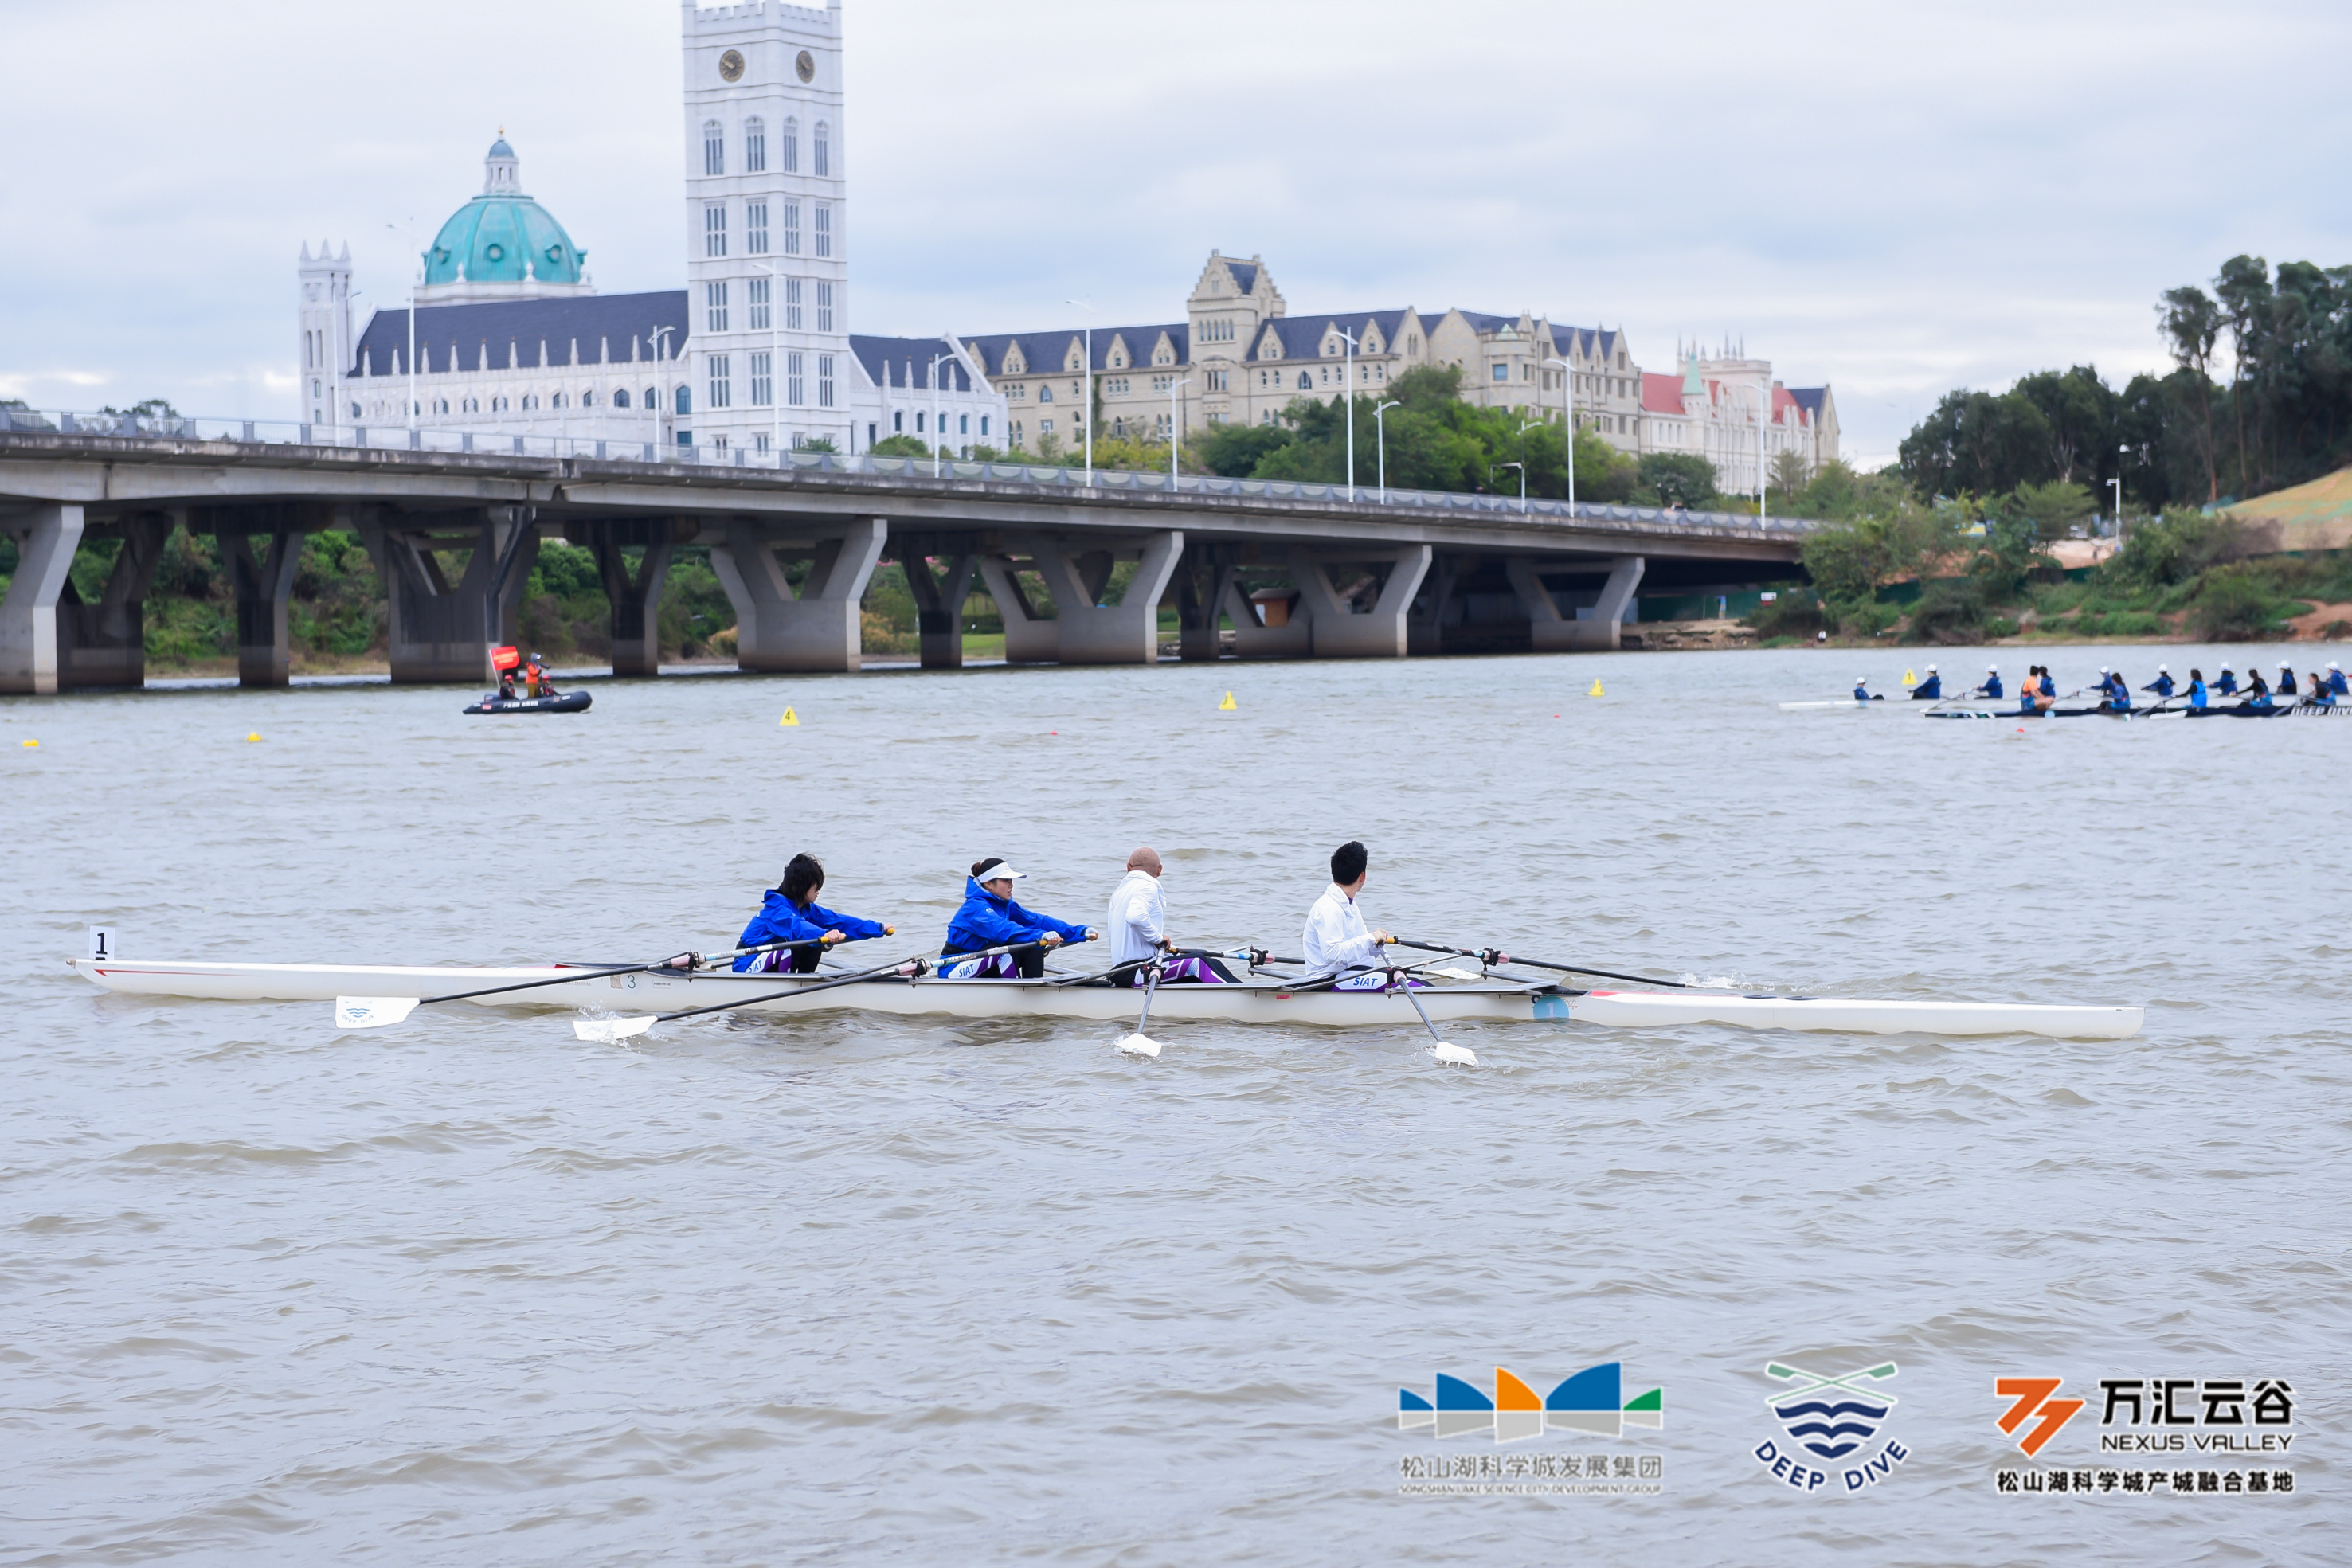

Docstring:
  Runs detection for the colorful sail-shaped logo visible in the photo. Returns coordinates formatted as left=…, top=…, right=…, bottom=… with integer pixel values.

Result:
left=1399, top=1363, right=1665, bottom=1443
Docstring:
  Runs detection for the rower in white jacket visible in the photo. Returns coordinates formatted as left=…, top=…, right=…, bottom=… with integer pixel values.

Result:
left=1301, top=839, right=1393, bottom=986
left=1106, top=847, right=1236, bottom=986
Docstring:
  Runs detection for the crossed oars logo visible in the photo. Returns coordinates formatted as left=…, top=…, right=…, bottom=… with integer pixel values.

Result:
left=1765, top=1361, right=1900, bottom=1461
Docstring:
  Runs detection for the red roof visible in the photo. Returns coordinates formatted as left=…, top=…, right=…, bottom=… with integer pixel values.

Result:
left=1640, top=372, right=1684, bottom=414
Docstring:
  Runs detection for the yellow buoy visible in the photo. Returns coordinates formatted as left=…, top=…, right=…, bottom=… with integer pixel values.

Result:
left=779, top=706, right=800, bottom=727
left=1587, top=678, right=1604, bottom=697
left=1218, top=691, right=1237, bottom=710
left=245, top=732, right=261, bottom=742
left=1903, top=669, right=1917, bottom=686
left=21, top=739, right=36, bottom=748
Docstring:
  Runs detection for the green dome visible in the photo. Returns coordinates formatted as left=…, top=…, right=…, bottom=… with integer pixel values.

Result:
left=422, top=194, right=586, bottom=287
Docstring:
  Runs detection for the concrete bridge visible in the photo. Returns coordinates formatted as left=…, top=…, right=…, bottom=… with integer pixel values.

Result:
left=0, top=422, right=1814, bottom=694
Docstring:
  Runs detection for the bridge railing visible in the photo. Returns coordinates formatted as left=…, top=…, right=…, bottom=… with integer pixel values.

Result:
left=0, top=406, right=1814, bottom=534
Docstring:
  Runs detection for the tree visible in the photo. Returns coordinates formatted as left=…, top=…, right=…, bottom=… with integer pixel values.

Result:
left=2012, top=366, right=2119, bottom=487
left=867, top=433, right=934, bottom=458
left=2156, top=284, right=2221, bottom=500
left=1196, top=421, right=1293, bottom=477
left=1770, top=449, right=1811, bottom=499
left=1898, top=388, right=2055, bottom=497
left=1635, top=452, right=1716, bottom=508
left=2212, top=253, right=2272, bottom=491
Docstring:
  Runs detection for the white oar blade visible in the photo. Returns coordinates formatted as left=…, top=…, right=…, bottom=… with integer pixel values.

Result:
left=1430, top=1042, right=1478, bottom=1067
left=1116, top=1032, right=1162, bottom=1059
left=574, top=1014, right=658, bottom=1044
left=335, top=995, right=420, bottom=1030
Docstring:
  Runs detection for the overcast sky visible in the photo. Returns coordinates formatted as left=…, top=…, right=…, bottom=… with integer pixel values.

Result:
left=3, top=0, right=2346, bottom=462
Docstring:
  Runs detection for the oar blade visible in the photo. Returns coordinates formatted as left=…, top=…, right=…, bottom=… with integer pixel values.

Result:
left=1430, top=1042, right=1478, bottom=1067
left=1116, top=1031, right=1162, bottom=1058
left=575, top=1014, right=658, bottom=1044
left=335, top=995, right=420, bottom=1030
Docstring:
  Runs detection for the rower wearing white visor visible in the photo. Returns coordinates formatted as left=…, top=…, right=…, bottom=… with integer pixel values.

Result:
left=1909, top=664, right=1943, bottom=700
left=1974, top=665, right=2003, bottom=700
left=1104, top=847, right=1235, bottom=986
left=1302, top=839, right=1397, bottom=990
left=941, top=858, right=1095, bottom=980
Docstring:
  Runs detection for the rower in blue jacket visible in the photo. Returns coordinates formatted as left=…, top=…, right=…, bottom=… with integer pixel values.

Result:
left=2039, top=668, right=2058, bottom=705
left=1975, top=665, right=2003, bottom=700
left=1910, top=665, right=1943, bottom=700
left=2329, top=661, right=2348, bottom=697
left=2103, top=670, right=2132, bottom=713
left=2142, top=666, right=2175, bottom=697
left=2215, top=665, right=2240, bottom=695
left=734, top=853, right=894, bottom=972
left=2186, top=668, right=2211, bottom=710
left=941, top=857, right=1098, bottom=979
left=2242, top=671, right=2274, bottom=710
left=2278, top=663, right=2299, bottom=698
left=1853, top=677, right=1883, bottom=702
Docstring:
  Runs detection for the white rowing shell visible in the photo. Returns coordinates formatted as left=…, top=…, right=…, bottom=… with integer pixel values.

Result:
left=65, top=960, right=2144, bottom=1040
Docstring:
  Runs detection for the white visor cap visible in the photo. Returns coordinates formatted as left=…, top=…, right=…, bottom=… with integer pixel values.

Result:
left=973, top=862, right=1028, bottom=882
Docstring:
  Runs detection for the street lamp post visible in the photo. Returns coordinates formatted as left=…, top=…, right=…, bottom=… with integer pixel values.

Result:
left=651, top=325, right=675, bottom=451
left=1496, top=460, right=1525, bottom=510
left=1065, top=298, right=1093, bottom=486
left=1373, top=399, right=1401, bottom=502
left=929, top=351, right=953, bottom=478
left=2112, top=443, right=2127, bottom=541
left=1516, top=419, right=1543, bottom=513
left=1169, top=377, right=1192, bottom=487
left=1543, top=356, right=1575, bottom=511
left=1330, top=324, right=1359, bottom=502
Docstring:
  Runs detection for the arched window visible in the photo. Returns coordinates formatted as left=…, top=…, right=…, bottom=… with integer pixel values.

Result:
left=551, top=392, right=567, bottom=409
left=745, top=116, right=765, bottom=174
left=613, top=388, right=631, bottom=409
left=676, top=385, right=691, bottom=416
left=781, top=116, right=799, bottom=173
left=644, top=387, right=657, bottom=411
left=813, top=121, right=830, bottom=177
left=522, top=393, right=540, bottom=410
left=491, top=396, right=508, bottom=412
left=702, top=119, right=725, bottom=176
left=582, top=389, right=597, bottom=408
left=433, top=397, right=449, bottom=414
left=349, top=401, right=361, bottom=419
left=462, top=397, right=479, bottom=413
left=1297, top=372, right=1311, bottom=389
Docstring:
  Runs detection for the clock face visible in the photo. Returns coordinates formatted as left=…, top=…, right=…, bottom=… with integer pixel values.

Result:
left=718, top=49, right=746, bottom=83
left=796, top=49, right=815, bottom=82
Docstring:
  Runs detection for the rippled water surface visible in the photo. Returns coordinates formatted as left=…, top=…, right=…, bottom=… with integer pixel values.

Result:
left=6, top=643, right=2348, bottom=1565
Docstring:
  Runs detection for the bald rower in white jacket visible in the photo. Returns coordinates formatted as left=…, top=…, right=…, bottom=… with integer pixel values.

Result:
left=1106, top=847, right=1236, bottom=985
left=1301, top=839, right=1393, bottom=987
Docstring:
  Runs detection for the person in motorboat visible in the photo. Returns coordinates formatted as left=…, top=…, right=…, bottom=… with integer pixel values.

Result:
left=1974, top=664, right=2003, bottom=701
left=521, top=652, right=556, bottom=699
left=1302, top=839, right=1405, bottom=991
left=734, top=852, right=894, bottom=973
left=1104, top=847, right=1235, bottom=986
left=2240, top=671, right=2274, bottom=710
left=1909, top=665, right=1943, bottom=700
left=1852, top=677, right=1883, bottom=702
left=2142, top=665, right=2175, bottom=698
left=2214, top=664, right=2240, bottom=695
left=2329, top=661, right=2349, bottom=698
left=941, top=858, right=1097, bottom=979
left=2186, top=668, right=2211, bottom=710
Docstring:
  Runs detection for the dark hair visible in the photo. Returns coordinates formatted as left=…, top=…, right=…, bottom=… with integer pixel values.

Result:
left=779, top=852, right=825, bottom=904
left=1330, top=839, right=1368, bottom=886
left=2190, top=667, right=2204, bottom=682
left=971, top=857, right=1008, bottom=880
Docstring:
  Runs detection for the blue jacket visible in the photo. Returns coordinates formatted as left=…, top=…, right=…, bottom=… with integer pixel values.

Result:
left=1910, top=675, right=1942, bottom=699
left=2216, top=671, right=2240, bottom=694
left=2039, top=675, right=2057, bottom=698
left=1981, top=675, right=2004, bottom=698
left=942, top=877, right=1090, bottom=957
left=734, top=889, right=888, bottom=971
left=2103, top=675, right=2131, bottom=711
left=2331, top=670, right=2349, bottom=695
left=2188, top=680, right=2209, bottom=710
left=2143, top=674, right=2174, bottom=695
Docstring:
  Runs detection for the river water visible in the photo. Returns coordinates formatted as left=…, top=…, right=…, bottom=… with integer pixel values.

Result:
left=6, top=643, right=2346, bottom=1565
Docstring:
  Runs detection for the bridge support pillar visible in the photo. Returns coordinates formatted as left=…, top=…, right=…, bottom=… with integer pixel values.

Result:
left=1510, top=555, right=1645, bottom=651
left=895, top=542, right=980, bottom=669
left=53, top=510, right=175, bottom=690
left=360, top=506, right=539, bottom=683
left=1294, top=544, right=1432, bottom=659
left=0, top=503, right=85, bottom=694
left=198, top=504, right=323, bottom=688
left=566, top=519, right=683, bottom=677
left=1174, top=545, right=1235, bottom=662
left=711, top=518, right=886, bottom=672
left=974, top=553, right=1059, bottom=663
left=1039, top=530, right=1181, bottom=664
left=1407, top=554, right=1462, bottom=657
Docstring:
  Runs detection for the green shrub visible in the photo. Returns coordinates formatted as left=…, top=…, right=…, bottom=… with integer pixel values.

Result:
left=2190, top=565, right=2294, bottom=640
left=1908, top=577, right=1991, bottom=643
left=1743, top=587, right=1825, bottom=638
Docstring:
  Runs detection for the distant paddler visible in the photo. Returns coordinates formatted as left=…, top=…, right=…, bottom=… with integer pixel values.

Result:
left=1973, top=664, right=2004, bottom=700
left=2100, top=667, right=2131, bottom=713
left=1303, top=839, right=1404, bottom=991
left=2240, top=671, right=2275, bottom=710
left=1909, top=664, right=1943, bottom=700
left=734, top=853, right=894, bottom=973
left=1852, top=677, right=1884, bottom=702
left=2215, top=664, right=2240, bottom=695
left=1105, top=847, right=1235, bottom=986
left=2277, top=663, right=2300, bottom=699
left=2329, top=661, right=2349, bottom=698
left=941, top=858, right=1097, bottom=980
left=2186, top=668, right=2211, bottom=710
left=2143, top=665, right=2176, bottom=698
left=2036, top=666, right=2058, bottom=710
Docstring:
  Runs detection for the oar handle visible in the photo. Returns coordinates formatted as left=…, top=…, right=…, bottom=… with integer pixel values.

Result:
left=419, top=950, right=703, bottom=1006
left=654, top=956, right=932, bottom=1023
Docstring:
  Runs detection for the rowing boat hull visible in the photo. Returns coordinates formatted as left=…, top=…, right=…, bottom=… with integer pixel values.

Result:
left=63, top=960, right=2145, bottom=1039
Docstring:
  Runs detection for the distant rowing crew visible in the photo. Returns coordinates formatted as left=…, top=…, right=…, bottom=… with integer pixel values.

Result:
left=1847, top=659, right=2350, bottom=716
left=735, top=839, right=1415, bottom=991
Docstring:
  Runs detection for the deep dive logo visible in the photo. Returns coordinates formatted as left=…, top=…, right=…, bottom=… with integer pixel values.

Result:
left=1753, top=1359, right=1911, bottom=1492
left=1399, top=1362, right=1664, bottom=1441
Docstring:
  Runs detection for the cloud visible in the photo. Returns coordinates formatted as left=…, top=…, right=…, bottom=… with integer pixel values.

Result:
left=1, top=0, right=2346, bottom=454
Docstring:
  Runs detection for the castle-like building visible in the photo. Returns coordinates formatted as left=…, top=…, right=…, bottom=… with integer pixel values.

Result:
left=299, top=3, right=1834, bottom=493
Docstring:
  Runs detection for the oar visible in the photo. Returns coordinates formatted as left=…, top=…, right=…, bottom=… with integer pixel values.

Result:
left=331, top=934, right=839, bottom=1030
left=1385, top=967, right=1477, bottom=1066
left=1387, top=939, right=1693, bottom=990
left=572, top=952, right=933, bottom=1043
left=1116, top=959, right=1166, bottom=1058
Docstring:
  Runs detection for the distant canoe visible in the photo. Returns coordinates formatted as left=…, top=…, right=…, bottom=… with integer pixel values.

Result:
left=464, top=691, right=592, bottom=715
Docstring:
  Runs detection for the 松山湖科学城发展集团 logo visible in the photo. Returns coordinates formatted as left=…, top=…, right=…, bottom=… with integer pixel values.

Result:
left=1395, top=1362, right=1664, bottom=1495
left=1753, top=1359, right=1909, bottom=1493
left=1990, top=1375, right=2301, bottom=1498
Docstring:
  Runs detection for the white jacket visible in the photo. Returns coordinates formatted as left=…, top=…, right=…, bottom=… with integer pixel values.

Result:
left=1302, top=882, right=1383, bottom=976
left=1106, top=870, right=1167, bottom=966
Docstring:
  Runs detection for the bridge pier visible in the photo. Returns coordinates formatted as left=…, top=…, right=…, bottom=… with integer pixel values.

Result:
left=1292, top=544, right=1433, bottom=659
left=0, top=503, right=85, bottom=694
left=50, top=510, right=174, bottom=690
left=565, top=519, right=684, bottom=677
left=360, top=506, right=539, bottom=683
left=893, top=538, right=980, bottom=669
left=1173, top=545, right=1236, bottom=662
left=1511, top=555, right=1645, bottom=651
left=1043, top=531, right=1181, bottom=664
left=710, top=518, right=886, bottom=672
left=196, top=503, right=325, bottom=687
